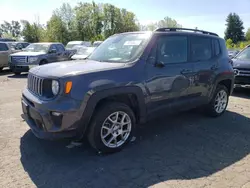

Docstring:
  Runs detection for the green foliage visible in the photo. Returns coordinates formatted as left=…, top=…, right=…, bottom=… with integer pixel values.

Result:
left=246, top=28, right=250, bottom=41
left=21, top=20, right=44, bottom=43
left=102, top=4, right=139, bottom=38
left=225, top=13, right=245, bottom=43
left=226, top=39, right=234, bottom=49
left=46, top=14, right=69, bottom=45
left=140, top=17, right=182, bottom=31
left=0, top=20, right=21, bottom=39
left=90, top=34, right=105, bottom=43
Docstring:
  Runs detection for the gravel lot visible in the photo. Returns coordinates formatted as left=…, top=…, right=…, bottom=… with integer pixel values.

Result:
left=1, top=68, right=250, bottom=188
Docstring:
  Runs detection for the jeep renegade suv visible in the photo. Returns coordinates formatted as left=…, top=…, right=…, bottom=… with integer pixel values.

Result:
left=21, top=28, right=234, bottom=153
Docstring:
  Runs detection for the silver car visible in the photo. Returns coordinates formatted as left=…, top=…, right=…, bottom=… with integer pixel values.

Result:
left=0, top=42, right=19, bottom=71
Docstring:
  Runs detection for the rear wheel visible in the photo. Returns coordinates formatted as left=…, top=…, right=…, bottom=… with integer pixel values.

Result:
left=39, top=60, right=48, bottom=65
left=88, top=102, right=136, bottom=154
left=205, top=84, right=229, bottom=117
left=14, top=72, right=21, bottom=75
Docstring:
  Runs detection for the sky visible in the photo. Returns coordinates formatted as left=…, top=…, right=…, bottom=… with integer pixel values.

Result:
left=1, top=0, right=250, bottom=38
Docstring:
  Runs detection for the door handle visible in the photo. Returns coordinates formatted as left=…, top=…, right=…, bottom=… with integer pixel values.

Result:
left=181, top=69, right=192, bottom=74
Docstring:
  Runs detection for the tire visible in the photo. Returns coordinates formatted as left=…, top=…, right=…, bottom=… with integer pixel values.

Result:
left=39, top=60, right=48, bottom=65
left=87, top=102, right=136, bottom=154
left=14, top=72, right=21, bottom=75
left=0, top=67, right=3, bottom=72
left=205, top=84, right=229, bottom=117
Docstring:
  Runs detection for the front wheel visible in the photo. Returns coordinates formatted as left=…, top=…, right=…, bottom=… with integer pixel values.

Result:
left=205, top=84, right=229, bottom=117
left=88, top=102, right=136, bottom=154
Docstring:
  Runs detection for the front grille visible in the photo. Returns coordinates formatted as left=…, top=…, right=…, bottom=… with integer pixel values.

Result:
left=11, top=56, right=27, bottom=63
left=27, top=74, right=44, bottom=96
left=27, top=74, right=54, bottom=98
left=234, top=68, right=250, bottom=77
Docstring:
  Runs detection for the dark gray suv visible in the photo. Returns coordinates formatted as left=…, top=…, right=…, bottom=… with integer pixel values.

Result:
left=21, top=28, right=234, bottom=153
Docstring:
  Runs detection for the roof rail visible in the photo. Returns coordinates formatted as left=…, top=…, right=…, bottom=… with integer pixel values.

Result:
left=154, top=27, right=219, bottom=36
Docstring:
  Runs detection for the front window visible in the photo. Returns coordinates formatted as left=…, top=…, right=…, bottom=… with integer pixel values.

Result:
left=24, top=44, right=50, bottom=52
left=88, top=33, right=151, bottom=63
left=235, top=47, right=250, bottom=60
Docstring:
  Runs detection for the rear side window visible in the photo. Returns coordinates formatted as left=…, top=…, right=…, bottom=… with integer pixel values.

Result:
left=0, top=43, right=9, bottom=51
left=190, top=36, right=212, bottom=61
left=213, top=39, right=221, bottom=56
left=56, top=44, right=65, bottom=52
left=156, top=35, right=188, bottom=64
left=50, top=45, right=57, bottom=52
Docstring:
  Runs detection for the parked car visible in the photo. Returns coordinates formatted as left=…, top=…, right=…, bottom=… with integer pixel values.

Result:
left=0, top=38, right=16, bottom=42
left=9, top=42, right=72, bottom=75
left=232, top=45, right=250, bottom=87
left=21, top=28, right=234, bottom=153
left=0, top=42, right=20, bottom=71
left=65, top=41, right=91, bottom=58
left=228, top=49, right=239, bottom=59
left=9, top=42, right=30, bottom=50
left=92, top=41, right=103, bottom=47
left=71, top=46, right=96, bottom=60
left=65, top=41, right=92, bottom=50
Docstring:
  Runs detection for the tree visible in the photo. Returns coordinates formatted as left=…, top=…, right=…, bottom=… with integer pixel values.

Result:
left=103, top=3, right=138, bottom=38
left=0, top=20, right=21, bottom=38
left=21, top=20, right=44, bottom=42
left=141, top=17, right=182, bottom=31
left=157, top=17, right=182, bottom=28
left=11, top=21, right=21, bottom=37
left=46, top=14, right=69, bottom=44
left=246, top=28, right=250, bottom=41
left=75, top=2, right=95, bottom=40
left=226, top=38, right=234, bottom=49
left=225, top=13, right=245, bottom=43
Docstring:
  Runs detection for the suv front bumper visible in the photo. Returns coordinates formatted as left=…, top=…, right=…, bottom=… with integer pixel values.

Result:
left=21, top=88, right=85, bottom=140
left=234, top=69, right=250, bottom=86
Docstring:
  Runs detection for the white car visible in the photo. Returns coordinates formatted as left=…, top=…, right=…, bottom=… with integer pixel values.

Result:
left=71, top=46, right=96, bottom=60
left=93, top=41, right=103, bottom=47
left=65, top=41, right=92, bottom=50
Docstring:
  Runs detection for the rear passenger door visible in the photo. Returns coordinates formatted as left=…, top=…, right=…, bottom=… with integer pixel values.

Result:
left=190, top=36, right=219, bottom=104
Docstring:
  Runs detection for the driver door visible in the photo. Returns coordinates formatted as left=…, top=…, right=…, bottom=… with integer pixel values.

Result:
left=47, top=44, right=58, bottom=63
left=145, top=34, right=195, bottom=118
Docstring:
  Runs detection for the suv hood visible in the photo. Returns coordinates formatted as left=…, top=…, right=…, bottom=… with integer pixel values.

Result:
left=11, top=51, right=46, bottom=56
left=29, top=60, right=126, bottom=78
left=233, top=58, right=250, bottom=69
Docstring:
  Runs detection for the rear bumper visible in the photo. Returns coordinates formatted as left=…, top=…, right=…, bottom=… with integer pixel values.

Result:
left=21, top=88, right=85, bottom=140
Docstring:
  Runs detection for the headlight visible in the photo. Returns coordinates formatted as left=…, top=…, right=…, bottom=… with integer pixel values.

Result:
left=52, top=80, right=60, bottom=95
left=29, top=57, right=38, bottom=63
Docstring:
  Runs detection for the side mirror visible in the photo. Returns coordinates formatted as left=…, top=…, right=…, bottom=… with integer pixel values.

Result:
left=155, top=61, right=165, bottom=68
left=49, top=49, right=57, bottom=54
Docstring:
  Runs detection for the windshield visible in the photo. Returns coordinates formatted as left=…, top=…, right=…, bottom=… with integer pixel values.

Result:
left=88, top=33, right=151, bottom=63
left=24, top=44, right=50, bottom=52
left=235, top=47, right=250, bottom=60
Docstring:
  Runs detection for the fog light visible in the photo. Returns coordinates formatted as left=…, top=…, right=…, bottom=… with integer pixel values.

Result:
left=51, top=112, right=62, bottom=116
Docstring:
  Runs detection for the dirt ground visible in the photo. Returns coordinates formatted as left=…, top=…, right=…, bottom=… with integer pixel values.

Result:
left=1, top=68, right=250, bottom=188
